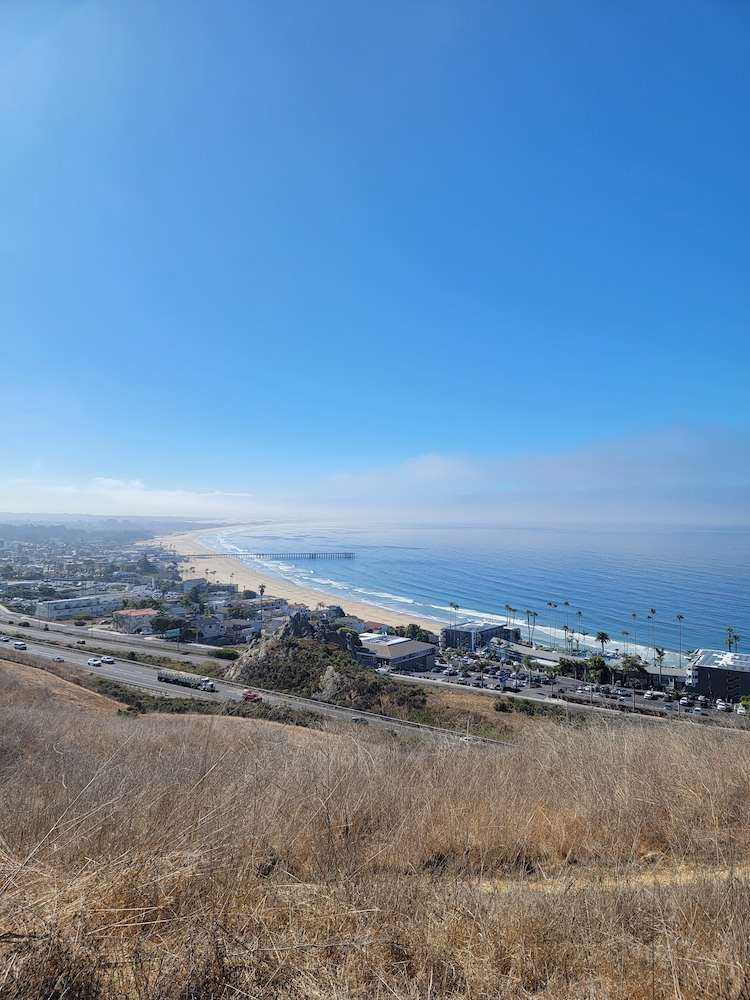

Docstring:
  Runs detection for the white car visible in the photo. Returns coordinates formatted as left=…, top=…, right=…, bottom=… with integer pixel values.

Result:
left=87, top=658, right=102, bottom=667
left=100, top=656, right=115, bottom=664
left=0, top=635, right=8, bottom=642
left=736, top=705, right=747, bottom=716
left=53, top=656, right=65, bottom=663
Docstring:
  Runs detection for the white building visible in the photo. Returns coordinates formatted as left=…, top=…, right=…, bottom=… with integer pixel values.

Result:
left=35, top=594, right=124, bottom=621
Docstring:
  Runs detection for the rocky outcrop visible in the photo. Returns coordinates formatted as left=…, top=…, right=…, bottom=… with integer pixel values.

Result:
left=277, top=613, right=361, bottom=654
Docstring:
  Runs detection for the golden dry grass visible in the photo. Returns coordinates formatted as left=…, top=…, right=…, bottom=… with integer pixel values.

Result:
left=2, top=705, right=750, bottom=998
left=0, top=657, right=122, bottom=714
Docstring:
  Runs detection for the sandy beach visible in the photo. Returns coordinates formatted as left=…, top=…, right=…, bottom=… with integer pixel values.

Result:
left=153, top=526, right=443, bottom=635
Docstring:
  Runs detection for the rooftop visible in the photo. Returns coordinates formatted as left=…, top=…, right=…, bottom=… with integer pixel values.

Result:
left=690, top=649, right=750, bottom=673
left=442, top=621, right=510, bottom=634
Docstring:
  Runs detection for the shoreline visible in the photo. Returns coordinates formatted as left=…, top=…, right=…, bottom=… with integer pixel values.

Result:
left=153, top=525, right=687, bottom=665
left=153, top=526, right=445, bottom=635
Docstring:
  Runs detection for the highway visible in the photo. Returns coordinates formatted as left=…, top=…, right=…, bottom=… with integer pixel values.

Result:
left=0, top=615, right=493, bottom=742
left=2, top=606, right=727, bottom=729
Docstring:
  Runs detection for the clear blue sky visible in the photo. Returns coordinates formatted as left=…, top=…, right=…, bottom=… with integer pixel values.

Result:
left=1, top=0, right=749, bottom=519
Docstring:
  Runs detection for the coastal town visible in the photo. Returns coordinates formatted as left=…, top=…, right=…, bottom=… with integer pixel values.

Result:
left=2, top=522, right=749, bottom=711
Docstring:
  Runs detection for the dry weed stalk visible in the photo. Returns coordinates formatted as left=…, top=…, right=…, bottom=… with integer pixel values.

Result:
left=2, top=705, right=750, bottom=998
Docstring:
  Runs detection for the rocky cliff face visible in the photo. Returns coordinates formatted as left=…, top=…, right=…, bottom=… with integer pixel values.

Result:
left=229, top=633, right=427, bottom=716
left=277, top=613, right=362, bottom=654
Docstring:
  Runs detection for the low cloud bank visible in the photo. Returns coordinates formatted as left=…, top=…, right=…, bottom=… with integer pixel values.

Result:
left=1, top=426, right=748, bottom=524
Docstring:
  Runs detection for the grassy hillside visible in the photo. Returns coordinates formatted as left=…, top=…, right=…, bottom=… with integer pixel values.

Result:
left=0, top=657, right=121, bottom=714
left=2, top=703, right=750, bottom=998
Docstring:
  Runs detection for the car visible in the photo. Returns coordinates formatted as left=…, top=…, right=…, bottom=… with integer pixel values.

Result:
left=13, top=642, right=27, bottom=650
left=100, top=656, right=115, bottom=664
left=736, top=705, right=747, bottom=716
left=76, top=639, right=86, bottom=644
left=0, top=636, right=8, bottom=642
left=459, top=735, right=483, bottom=747
left=241, top=690, right=262, bottom=702
left=679, top=697, right=691, bottom=706
left=692, top=707, right=703, bottom=715
left=643, top=691, right=654, bottom=700
left=351, top=716, right=366, bottom=723
left=53, top=656, right=65, bottom=662
left=87, top=658, right=102, bottom=666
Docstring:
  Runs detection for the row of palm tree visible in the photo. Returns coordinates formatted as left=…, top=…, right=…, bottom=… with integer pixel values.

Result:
left=453, top=597, right=749, bottom=668
left=726, top=627, right=741, bottom=652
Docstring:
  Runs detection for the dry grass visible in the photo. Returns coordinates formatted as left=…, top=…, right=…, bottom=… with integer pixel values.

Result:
left=2, top=705, right=750, bottom=998
left=0, top=658, right=121, bottom=714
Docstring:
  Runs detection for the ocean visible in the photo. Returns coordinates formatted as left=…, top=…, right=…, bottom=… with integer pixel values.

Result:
left=197, top=522, right=750, bottom=666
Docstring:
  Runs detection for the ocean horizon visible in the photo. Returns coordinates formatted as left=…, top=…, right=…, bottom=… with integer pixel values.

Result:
left=197, top=522, right=750, bottom=667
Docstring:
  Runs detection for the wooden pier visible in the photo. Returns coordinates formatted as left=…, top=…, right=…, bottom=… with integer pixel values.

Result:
left=177, top=552, right=355, bottom=561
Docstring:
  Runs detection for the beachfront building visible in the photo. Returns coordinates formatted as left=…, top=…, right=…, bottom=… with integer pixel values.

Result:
left=333, top=615, right=367, bottom=632
left=357, top=633, right=436, bottom=673
left=440, top=621, right=521, bottom=652
left=284, top=602, right=310, bottom=617
left=364, top=621, right=393, bottom=634
left=35, top=594, right=125, bottom=620
left=685, top=650, right=750, bottom=702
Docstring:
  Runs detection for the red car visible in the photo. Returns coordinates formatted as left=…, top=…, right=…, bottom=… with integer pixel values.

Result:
left=242, top=690, right=262, bottom=702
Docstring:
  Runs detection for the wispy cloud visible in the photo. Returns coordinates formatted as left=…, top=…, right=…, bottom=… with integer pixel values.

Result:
left=322, top=426, right=750, bottom=498
left=0, top=425, right=748, bottom=524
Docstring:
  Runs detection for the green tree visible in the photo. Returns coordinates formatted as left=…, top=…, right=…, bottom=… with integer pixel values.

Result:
left=596, top=631, right=610, bottom=655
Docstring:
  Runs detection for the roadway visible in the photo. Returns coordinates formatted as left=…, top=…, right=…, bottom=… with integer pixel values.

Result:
left=0, top=618, right=486, bottom=741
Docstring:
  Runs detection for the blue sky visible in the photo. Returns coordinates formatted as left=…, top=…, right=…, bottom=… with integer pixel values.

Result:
left=1, top=0, right=749, bottom=520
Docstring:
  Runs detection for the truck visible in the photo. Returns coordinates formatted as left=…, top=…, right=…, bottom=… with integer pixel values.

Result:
left=157, top=670, right=216, bottom=692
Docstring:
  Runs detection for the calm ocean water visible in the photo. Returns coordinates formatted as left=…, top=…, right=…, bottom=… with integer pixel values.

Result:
left=198, top=523, right=750, bottom=665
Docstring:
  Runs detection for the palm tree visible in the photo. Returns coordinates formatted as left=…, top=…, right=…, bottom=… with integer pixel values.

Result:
left=646, top=615, right=653, bottom=663
left=562, top=624, right=570, bottom=652
left=551, top=603, right=558, bottom=647
left=621, top=630, right=629, bottom=655
left=726, top=627, right=735, bottom=652
left=530, top=611, right=538, bottom=644
left=547, top=602, right=554, bottom=645
left=581, top=630, right=588, bottom=654
left=675, top=614, right=684, bottom=668
left=259, top=583, right=266, bottom=621
left=449, top=602, right=459, bottom=629
left=596, top=631, right=610, bottom=655
left=631, top=613, right=637, bottom=658
left=654, top=646, right=665, bottom=687
left=649, top=608, right=657, bottom=663
left=524, top=610, right=532, bottom=644
left=734, top=635, right=741, bottom=652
